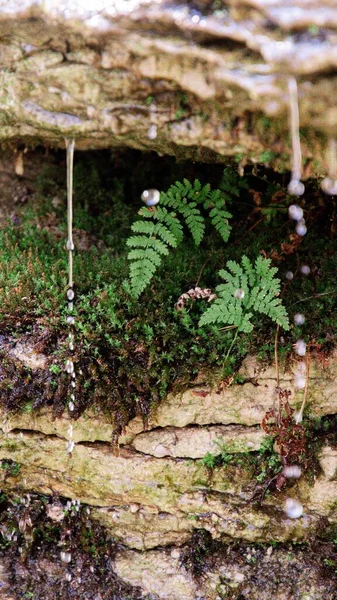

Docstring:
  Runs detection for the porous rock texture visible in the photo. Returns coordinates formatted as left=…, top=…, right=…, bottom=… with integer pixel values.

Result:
left=1, top=0, right=337, bottom=171
left=1, top=350, right=337, bottom=598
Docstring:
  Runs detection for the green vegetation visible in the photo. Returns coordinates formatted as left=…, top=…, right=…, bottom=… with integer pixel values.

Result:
left=0, top=459, right=21, bottom=477
left=0, top=150, right=335, bottom=432
left=199, top=255, right=289, bottom=332
left=127, top=178, right=232, bottom=297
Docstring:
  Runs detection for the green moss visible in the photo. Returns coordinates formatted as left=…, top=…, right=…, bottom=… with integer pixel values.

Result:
left=0, top=150, right=335, bottom=433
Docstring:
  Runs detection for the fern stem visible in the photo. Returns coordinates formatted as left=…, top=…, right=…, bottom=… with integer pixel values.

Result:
left=274, top=324, right=280, bottom=388
left=223, top=328, right=239, bottom=367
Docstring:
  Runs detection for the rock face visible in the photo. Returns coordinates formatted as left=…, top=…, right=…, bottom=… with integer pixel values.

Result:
left=0, top=353, right=337, bottom=598
left=1, top=0, right=337, bottom=171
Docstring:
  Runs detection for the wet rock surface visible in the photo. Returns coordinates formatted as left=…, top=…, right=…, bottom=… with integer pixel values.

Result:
left=1, top=0, right=337, bottom=170
left=0, top=350, right=337, bottom=597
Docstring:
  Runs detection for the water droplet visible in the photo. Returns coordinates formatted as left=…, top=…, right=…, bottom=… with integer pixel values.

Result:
left=294, top=374, right=306, bottom=389
left=295, top=221, right=307, bottom=236
left=287, top=78, right=304, bottom=197
left=321, top=177, right=337, bottom=195
left=288, top=204, right=303, bottom=221
left=67, top=440, right=75, bottom=454
left=68, top=425, right=73, bottom=437
left=141, top=189, right=160, bottom=207
left=68, top=302, right=73, bottom=312
left=90, top=565, right=94, bottom=573
left=297, top=361, right=306, bottom=373
left=67, top=316, right=75, bottom=325
left=69, top=342, right=74, bottom=351
left=284, top=498, right=303, bottom=519
left=65, top=572, right=72, bottom=582
left=294, top=313, right=305, bottom=325
left=288, top=179, right=305, bottom=197
left=65, top=360, right=74, bottom=374
left=295, top=339, right=306, bottom=356
left=300, top=265, right=310, bottom=275
left=147, top=124, right=157, bottom=140
left=61, top=551, right=72, bottom=563
left=294, top=411, right=303, bottom=423
left=68, top=401, right=75, bottom=412
left=234, top=288, right=245, bottom=300
left=67, top=289, right=75, bottom=301
left=66, top=239, right=74, bottom=251
left=191, top=14, right=200, bottom=23
left=283, top=465, right=302, bottom=479
left=285, top=271, right=294, bottom=281
left=71, top=381, right=76, bottom=388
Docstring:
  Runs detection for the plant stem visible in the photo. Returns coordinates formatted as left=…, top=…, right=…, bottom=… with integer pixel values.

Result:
left=223, top=328, right=239, bottom=367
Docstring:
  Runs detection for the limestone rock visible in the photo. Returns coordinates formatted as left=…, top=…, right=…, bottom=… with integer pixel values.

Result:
left=0, top=426, right=333, bottom=549
left=114, top=543, right=337, bottom=600
left=114, top=550, right=196, bottom=600
left=132, top=424, right=267, bottom=458
left=1, top=0, right=337, bottom=170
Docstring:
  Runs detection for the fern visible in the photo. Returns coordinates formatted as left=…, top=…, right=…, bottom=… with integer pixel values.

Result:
left=199, top=256, right=289, bottom=333
left=127, top=179, right=232, bottom=297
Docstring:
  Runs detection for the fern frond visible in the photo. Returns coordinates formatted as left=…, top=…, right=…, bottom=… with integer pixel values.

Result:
left=126, top=236, right=169, bottom=256
left=161, top=179, right=213, bottom=244
left=204, top=189, right=232, bottom=243
left=126, top=178, right=235, bottom=297
left=220, top=167, right=249, bottom=202
left=199, top=256, right=289, bottom=332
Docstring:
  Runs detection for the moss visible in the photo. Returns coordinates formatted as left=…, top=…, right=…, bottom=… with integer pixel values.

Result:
left=0, top=149, right=335, bottom=434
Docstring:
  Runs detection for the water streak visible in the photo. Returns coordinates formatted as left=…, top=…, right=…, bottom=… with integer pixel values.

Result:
left=287, top=78, right=305, bottom=197
left=321, top=138, right=337, bottom=195
left=65, top=139, right=76, bottom=456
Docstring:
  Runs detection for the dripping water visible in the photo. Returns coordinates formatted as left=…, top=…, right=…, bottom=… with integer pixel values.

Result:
left=321, top=138, right=337, bottom=195
left=65, top=138, right=76, bottom=438
left=282, top=78, right=309, bottom=518
left=287, top=78, right=305, bottom=197
left=62, top=138, right=76, bottom=577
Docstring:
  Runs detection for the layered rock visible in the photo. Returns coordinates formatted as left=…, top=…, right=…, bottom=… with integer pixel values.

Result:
left=0, top=352, right=337, bottom=597
left=1, top=0, right=337, bottom=171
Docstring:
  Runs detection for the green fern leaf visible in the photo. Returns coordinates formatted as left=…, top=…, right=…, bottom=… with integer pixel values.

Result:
left=126, top=178, right=235, bottom=297
left=199, top=256, right=289, bottom=332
